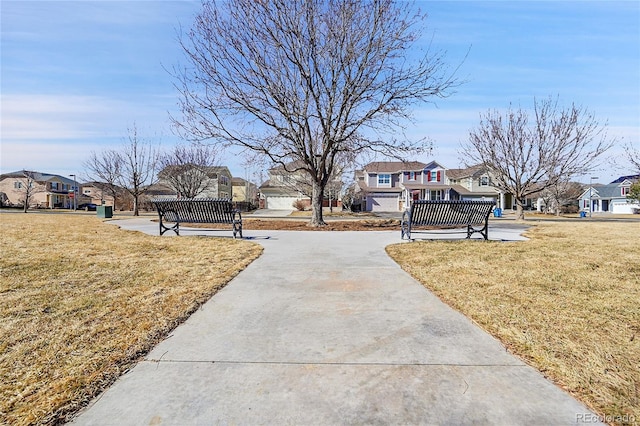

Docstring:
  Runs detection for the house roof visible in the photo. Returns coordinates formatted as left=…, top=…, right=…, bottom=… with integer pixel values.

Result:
left=363, top=161, right=428, bottom=173
left=1, top=170, right=76, bottom=185
left=231, top=177, right=254, bottom=186
left=580, top=182, right=630, bottom=199
left=268, top=160, right=308, bottom=173
left=445, top=165, right=486, bottom=180
left=610, top=174, right=640, bottom=184
left=145, top=183, right=176, bottom=196
left=161, top=165, right=232, bottom=176
left=82, top=181, right=121, bottom=190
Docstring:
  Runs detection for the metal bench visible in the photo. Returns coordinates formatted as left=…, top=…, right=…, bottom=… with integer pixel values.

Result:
left=151, top=198, right=243, bottom=238
left=401, top=200, right=495, bottom=240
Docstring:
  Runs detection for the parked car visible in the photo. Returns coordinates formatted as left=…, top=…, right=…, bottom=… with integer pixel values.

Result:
left=77, top=203, right=97, bottom=211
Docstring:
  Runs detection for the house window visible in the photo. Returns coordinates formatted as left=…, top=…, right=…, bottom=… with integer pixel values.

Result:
left=378, top=174, right=390, bottom=185
left=427, top=170, right=441, bottom=182
left=480, top=176, right=489, bottom=186
left=622, top=187, right=630, bottom=196
left=51, top=182, right=59, bottom=190
left=14, top=181, right=22, bottom=189
left=430, top=190, right=443, bottom=200
left=408, top=171, right=416, bottom=181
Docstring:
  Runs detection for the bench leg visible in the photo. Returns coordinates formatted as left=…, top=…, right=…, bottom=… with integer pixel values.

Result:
left=232, top=221, right=243, bottom=239
left=401, top=220, right=411, bottom=240
left=467, top=224, right=489, bottom=240
left=159, top=219, right=179, bottom=236
left=158, top=210, right=181, bottom=236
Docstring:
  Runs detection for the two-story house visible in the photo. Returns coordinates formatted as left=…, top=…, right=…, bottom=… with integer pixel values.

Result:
left=80, top=182, right=117, bottom=207
left=579, top=176, right=640, bottom=214
left=202, top=166, right=233, bottom=199
left=0, top=170, right=83, bottom=209
left=355, top=161, right=450, bottom=212
left=445, top=165, right=505, bottom=207
left=232, top=177, right=259, bottom=209
left=259, top=160, right=343, bottom=210
left=259, top=161, right=313, bottom=210
left=156, top=166, right=234, bottom=199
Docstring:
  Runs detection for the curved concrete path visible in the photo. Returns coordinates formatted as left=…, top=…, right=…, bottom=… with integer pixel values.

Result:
left=72, top=219, right=601, bottom=425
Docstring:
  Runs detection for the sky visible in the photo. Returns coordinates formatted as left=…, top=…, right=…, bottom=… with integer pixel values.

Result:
left=1, top=0, right=639, bottom=184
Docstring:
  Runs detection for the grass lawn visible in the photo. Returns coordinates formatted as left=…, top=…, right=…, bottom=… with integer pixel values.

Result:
left=0, top=212, right=262, bottom=425
left=386, top=220, right=639, bottom=425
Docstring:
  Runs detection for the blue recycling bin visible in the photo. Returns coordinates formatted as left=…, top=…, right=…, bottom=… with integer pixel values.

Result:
left=493, top=208, right=502, bottom=218
left=580, top=211, right=587, bottom=218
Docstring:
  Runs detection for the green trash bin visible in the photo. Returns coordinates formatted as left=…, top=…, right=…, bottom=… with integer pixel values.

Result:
left=97, top=205, right=113, bottom=218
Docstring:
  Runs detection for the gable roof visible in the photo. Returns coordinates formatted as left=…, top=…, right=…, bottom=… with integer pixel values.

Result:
left=422, top=160, right=447, bottom=170
left=268, top=160, right=308, bottom=173
left=363, top=161, right=428, bottom=173
left=580, top=182, right=630, bottom=199
left=446, top=165, right=486, bottom=180
left=0, top=170, right=76, bottom=185
left=158, top=165, right=231, bottom=179
left=610, top=174, right=640, bottom=184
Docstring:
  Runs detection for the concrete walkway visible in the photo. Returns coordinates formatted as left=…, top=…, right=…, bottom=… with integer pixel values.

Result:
left=72, top=219, right=601, bottom=425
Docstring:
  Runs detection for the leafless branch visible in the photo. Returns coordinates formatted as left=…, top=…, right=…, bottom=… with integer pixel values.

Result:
left=462, top=97, right=614, bottom=220
left=172, top=0, right=460, bottom=225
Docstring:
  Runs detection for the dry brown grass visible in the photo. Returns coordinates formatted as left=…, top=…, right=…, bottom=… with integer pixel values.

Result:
left=0, top=212, right=262, bottom=425
left=386, top=220, right=639, bottom=425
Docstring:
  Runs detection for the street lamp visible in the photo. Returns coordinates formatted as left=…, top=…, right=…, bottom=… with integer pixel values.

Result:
left=589, top=176, right=598, bottom=218
left=69, top=174, right=77, bottom=211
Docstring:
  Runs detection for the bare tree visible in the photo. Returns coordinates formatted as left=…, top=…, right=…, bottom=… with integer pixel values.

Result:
left=623, top=141, right=640, bottom=175
left=116, top=124, right=159, bottom=216
left=157, top=142, right=220, bottom=198
left=539, top=179, right=583, bottom=215
left=273, top=150, right=355, bottom=211
left=17, top=171, right=43, bottom=212
left=83, top=149, right=123, bottom=209
left=173, top=0, right=459, bottom=226
left=462, top=97, right=614, bottom=220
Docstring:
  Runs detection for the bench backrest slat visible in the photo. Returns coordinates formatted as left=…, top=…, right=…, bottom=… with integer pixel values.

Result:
left=409, top=200, right=494, bottom=226
left=151, top=198, right=237, bottom=224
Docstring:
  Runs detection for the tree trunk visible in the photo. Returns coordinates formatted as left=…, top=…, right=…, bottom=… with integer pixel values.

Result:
left=309, top=181, right=326, bottom=227
left=515, top=199, right=525, bottom=221
left=133, top=195, right=140, bottom=216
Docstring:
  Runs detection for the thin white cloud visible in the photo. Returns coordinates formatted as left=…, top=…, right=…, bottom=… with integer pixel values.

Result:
left=2, top=94, right=125, bottom=140
left=1, top=93, right=177, bottom=140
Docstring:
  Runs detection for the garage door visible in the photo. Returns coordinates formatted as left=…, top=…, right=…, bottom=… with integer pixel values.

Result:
left=366, top=195, right=398, bottom=212
left=611, top=201, right=639, bottom=214
left=266, top=196, right=300, bottom=210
